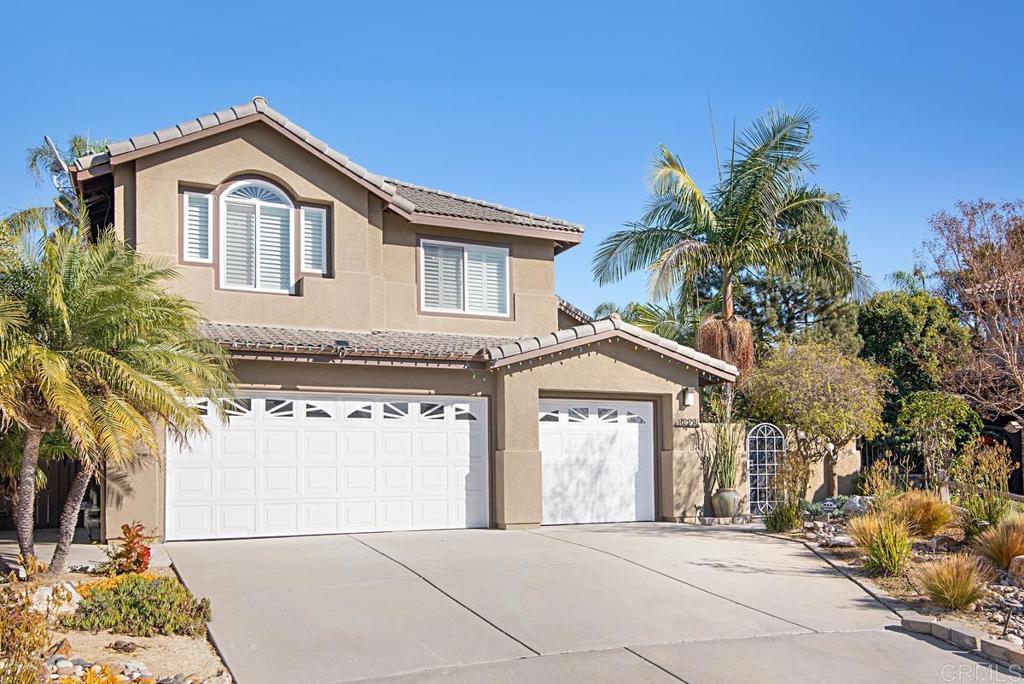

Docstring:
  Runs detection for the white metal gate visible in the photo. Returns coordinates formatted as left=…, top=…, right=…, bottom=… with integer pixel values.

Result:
left=747, top=423, right=786, bottom=516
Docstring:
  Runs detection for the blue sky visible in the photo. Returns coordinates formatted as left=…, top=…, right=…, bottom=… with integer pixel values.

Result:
left=2, top=1, right=1021, bottom=315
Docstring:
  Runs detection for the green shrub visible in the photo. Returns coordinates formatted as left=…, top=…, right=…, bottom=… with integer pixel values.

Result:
left=863, top=518, right=912, bottom=576
left=60, top=574, right=210, bottom=637
left=764, top=503, right=800, bottom=532
left=958, top=492, right=1013, bottom=540
left=916, top=554, right=991, bottom=610
left=973, top=516, right=1024, bottom=570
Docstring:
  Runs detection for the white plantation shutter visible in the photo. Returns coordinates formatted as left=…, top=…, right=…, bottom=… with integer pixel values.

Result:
left=466, top=245, right=508, bottom=315
left=422, top=243, right=464, bottom=311
left=224, top=202, right=256, bottom=287
left=258, top=205, right=292, bottom=292
left=301, top=207, right=326, bottom=273
left=184, top=192, right=212, bottom=261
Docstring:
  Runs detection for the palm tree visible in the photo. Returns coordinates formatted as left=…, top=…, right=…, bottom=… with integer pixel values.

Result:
left=0, top=212, right=234, bottom=572
left=592, top=107, right=860, bottom=373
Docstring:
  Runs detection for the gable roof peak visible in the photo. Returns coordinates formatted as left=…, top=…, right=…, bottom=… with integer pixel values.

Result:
left=72, top=98, right=582, bottom=242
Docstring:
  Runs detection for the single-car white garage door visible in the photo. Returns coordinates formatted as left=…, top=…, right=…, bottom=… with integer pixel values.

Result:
left=165, top=393, right=489, bottom=540
left=539, top=399, right=655, bottom=525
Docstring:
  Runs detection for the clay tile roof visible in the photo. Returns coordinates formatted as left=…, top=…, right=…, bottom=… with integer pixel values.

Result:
left=387, top=180, right=582, bottom=234
left=484, top=316, right=739, bottom=381
left=201, top=322, right=514, bottom=362
left=76, top=97, right=581, bottom=236
left=556, top=296, right=594, bottom=325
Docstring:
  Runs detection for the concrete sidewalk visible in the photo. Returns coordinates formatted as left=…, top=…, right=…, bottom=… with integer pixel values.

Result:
left=0, top=528, right=171, bottom=573
left=167, top=524, right=1020, bottom=683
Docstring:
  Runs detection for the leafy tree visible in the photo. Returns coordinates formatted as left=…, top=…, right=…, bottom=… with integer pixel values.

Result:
left=592, top=107, right=859, bottom=373
left=896, top=391, right=982, bottom=489
left=858, top=291, right=969, bottom=403
left=743, top=343, right=891, bottom=496
left=737, top=220, right=862, bottom=355
left=0, top=217, right=235, bottom=573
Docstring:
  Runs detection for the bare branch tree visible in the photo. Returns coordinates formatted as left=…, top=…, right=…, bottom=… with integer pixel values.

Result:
left=926, top=199, right=1024, bottom=421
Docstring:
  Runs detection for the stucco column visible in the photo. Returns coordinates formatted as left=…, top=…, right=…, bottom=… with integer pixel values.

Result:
left=492, top=372, right=542, bottom=528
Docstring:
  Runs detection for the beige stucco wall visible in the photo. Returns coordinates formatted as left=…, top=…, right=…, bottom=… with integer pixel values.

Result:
left=492, top=340, right=701, bottom=528
left=112, top=121, right=557, bottom=337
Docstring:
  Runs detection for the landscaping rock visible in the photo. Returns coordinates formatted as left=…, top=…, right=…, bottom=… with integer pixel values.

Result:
left=1007, top=634, right=1024, bottom=647
left=29, top=582, right=82, bottom=614
left=841, top=495, right=872, bottom=517
left=46, top=639, right=73, bottom=658
left=1010, top=555, right=1024, bottom=583
left=821, top=535, right=855, bottom=548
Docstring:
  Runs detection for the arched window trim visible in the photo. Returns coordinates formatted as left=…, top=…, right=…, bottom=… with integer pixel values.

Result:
left=218, top=180, right=295, bottom=294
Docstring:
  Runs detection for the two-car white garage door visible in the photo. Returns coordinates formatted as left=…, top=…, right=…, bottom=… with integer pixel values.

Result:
left=165, top=393, right=489, bottom=540
left=166, top=393, right=655, bottom=540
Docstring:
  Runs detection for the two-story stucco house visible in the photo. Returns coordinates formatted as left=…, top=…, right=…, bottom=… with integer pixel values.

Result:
left=71, top=97, right=737, bottom=542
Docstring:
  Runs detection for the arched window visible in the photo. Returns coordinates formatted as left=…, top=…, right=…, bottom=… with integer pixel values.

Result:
left=220, top=180, right=294, bottom=293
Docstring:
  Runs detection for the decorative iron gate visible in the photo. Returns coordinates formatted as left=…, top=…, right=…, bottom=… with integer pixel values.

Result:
left=747, top=423, right=786, bottom=515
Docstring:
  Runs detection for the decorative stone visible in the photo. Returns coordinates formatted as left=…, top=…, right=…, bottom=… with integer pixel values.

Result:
left=822, top=535, right=855, bottom=548
left=46, top=639, right=73, bottom=658
left=841, top=495, right=872, bottom=516
left=1007, top=634, right=1024, bottom=647
left=29, top=582, right=82, bottom=614
left=1010, top=555, right=1024, bottom=582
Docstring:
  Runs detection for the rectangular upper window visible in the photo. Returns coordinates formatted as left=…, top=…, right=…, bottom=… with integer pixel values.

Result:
left=301, top=206, right=327, bottom=274
left=420, top=239, right=509, bottom=316
left=183, top=191, right=212, bottom=262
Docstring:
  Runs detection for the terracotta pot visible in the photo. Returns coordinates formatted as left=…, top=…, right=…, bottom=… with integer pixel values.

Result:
left=711, top=488, right=741, bottom=518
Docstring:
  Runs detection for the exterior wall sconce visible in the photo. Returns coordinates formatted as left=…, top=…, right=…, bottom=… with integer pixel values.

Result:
left=681, top=387, right=698, bottom=408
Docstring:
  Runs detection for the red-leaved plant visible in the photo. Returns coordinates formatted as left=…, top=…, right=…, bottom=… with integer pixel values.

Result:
left=99, top=521, right=153, bottom=576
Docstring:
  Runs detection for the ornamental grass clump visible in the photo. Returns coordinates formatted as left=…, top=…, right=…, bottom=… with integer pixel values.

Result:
left=889, top=490, right=954, bottom=537
left=973, top=516, right=1024, bottom=570
left=848, top=512, right=886, bottom=549
left=916, top=554, right=992, bottom=610
left=862, top=517, right=912, bottom=576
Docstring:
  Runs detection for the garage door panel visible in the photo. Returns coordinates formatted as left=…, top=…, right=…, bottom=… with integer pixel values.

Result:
left=218, top=505, right=256, bottom=537
left=302, top=466, right=339, bottom=496
left=216, top=467, right=255, bottom=498
left=301, top=501, right=339, bottom=531
left=540, top=399, right=655, bottom=525
left=166, top=393, right=488, bottom=540
left=301, top=431, right=338, bottom=459
left=220, top=431, right=256, bottom=458
left=173, top=467, right=213, bottom=500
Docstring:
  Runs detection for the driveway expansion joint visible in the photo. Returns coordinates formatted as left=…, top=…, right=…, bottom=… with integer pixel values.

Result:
left=350, top=534, right=542, bottom=656
left=528, top=530, right=819, bottom=634
left=623, top=646, right=691, bottom=683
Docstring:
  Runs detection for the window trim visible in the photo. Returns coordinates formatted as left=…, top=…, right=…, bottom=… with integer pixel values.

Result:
left=218, top=179, right=295, bottom=295
left=300, top=205, right=328, bottom=275
left=418, top=237, right=511, bottom=318
left=181, top=190, right=213, bottom=264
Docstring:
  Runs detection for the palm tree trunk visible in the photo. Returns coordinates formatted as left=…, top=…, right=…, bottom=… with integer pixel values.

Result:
left=48, top=461, right=95, bottom=575
left=722, top=273, right=734, bottom=319
left=15, top=427, right=43, bottom=560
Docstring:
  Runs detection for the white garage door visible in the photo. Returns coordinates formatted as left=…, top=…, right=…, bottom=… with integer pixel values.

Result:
left=539, top=399, right=655, bottom=525
left=165, top=393, right=489, bottom=540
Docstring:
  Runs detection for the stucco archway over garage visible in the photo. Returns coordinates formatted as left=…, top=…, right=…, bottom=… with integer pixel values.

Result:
left=487, top=319, right=737, bottom=529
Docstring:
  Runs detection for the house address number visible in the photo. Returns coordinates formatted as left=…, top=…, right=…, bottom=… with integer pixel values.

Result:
left=673, top=418, right=700, bottom=429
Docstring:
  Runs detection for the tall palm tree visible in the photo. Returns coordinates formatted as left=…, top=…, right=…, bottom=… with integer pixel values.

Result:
left=592, top=107, right=859, bottom=373
left=0, top=213, right=234, bottom=572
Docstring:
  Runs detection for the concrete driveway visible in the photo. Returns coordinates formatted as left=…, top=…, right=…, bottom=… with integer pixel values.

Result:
left=168, top=524, right=1018, bottom=683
